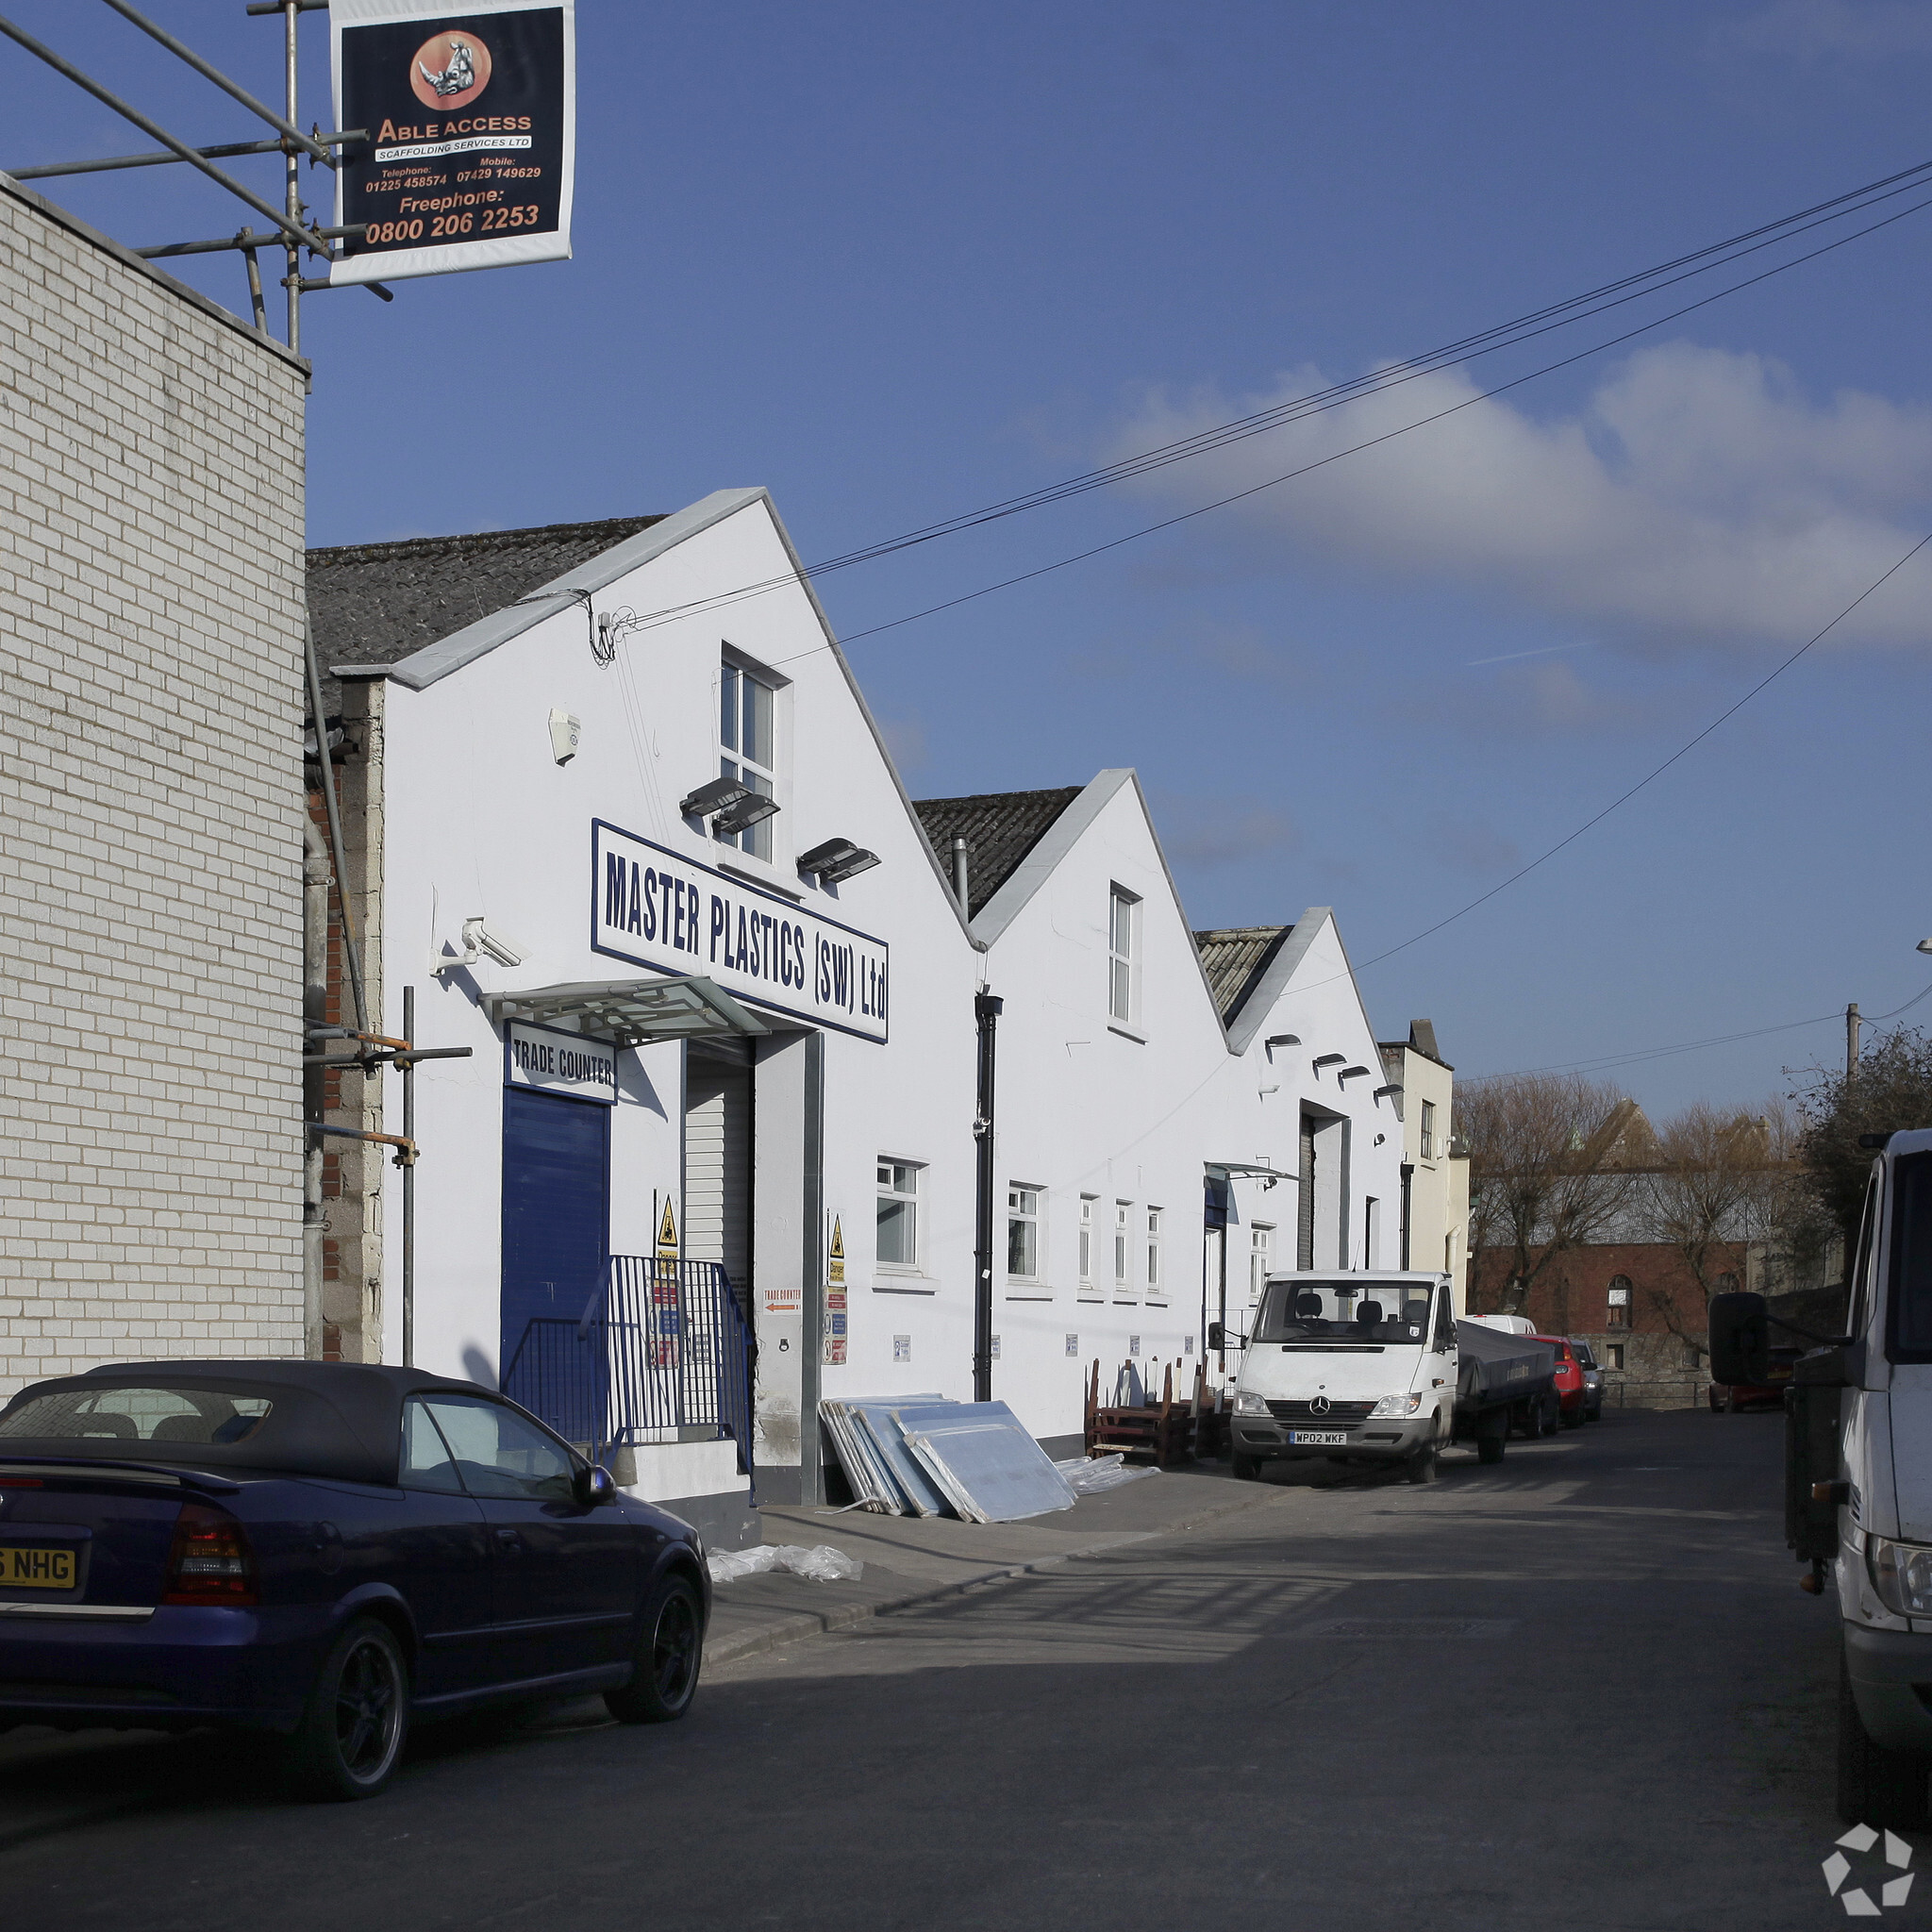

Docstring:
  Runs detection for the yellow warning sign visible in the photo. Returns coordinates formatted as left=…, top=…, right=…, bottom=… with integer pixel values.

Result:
left=657, top=1197, right=678, bottom=1258
left=824, top=1213, right=847, bottom=1364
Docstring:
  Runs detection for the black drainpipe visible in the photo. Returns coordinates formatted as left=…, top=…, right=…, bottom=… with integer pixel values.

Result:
left=1399, top=1161, right=1414, bottom=1272
left=972, top=991, right=1004, bottom=1402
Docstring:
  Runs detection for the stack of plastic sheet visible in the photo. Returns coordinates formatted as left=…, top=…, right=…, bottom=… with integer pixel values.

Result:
left=893, top=1402, right=1076, bottom=1524
left=820, top=1395, right=951, bottom=1514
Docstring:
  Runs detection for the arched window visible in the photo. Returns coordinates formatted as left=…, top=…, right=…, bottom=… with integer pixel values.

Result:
left=1607, top=1274, right=1632, bottom=1330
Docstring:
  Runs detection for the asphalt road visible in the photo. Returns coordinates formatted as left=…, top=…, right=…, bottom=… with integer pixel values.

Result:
left=0, top=1409, right=1860, bottom=1930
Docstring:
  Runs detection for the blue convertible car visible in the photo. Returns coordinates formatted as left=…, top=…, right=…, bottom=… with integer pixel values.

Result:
left=0, top=1360, right=710, bottom=1799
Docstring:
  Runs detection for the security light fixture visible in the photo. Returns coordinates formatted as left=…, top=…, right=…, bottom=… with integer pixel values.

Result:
left=678, top=774, right=751, bottom=820
left=798, top=838, right=880, bottom=884
left=1919, top=938, right=1932, bottom=955
left=710, top=791, right=781, bottom=840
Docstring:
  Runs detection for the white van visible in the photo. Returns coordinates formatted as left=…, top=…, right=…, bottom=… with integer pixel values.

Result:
left=1711, top=1125, right=1932, bottom=1829
left=1212, top=1271, right=1459, bottom=1484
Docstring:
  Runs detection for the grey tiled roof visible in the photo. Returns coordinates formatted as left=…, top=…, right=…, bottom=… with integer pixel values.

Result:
left=1192, top=924, right=1293, bottom=1022
left=911, top=787, right=1084, bottom=919
left=305, top=514, right=665, bottom=713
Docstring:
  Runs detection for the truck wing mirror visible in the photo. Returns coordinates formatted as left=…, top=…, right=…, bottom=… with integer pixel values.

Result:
left=1707, top=1291, right=1769, bottom=1387
left=1208, top=1322, right=1246, bottom=1351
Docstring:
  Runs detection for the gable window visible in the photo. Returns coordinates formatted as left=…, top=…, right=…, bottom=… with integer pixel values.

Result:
left=1108, top=886, right=1141, bottom=1025
left=877, top=1159, right=921, bottom=1269
left=1145, top=1208, right=1163, bottom=1296
left=1007, top=1185, right=1041, bottom=1281
left=1419, top=1099, right=1437, bottom=1160
left=719, top=658, right=777, bottom=861
left=1078, top=1196, right=1096, bottom=1288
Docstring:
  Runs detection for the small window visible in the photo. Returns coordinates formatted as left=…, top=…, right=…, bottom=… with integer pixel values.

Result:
left=1078, top=1196, right=1096, bottom=1285
left=422, top=1395, right=576, bottom=1503
left=1007, top=1185, right=1041, bottom=1280
left=1108, top=886, right=1141, bottom=1025
left=1607, top=1343, right=1625, bottom=1371
left=1420, top=1099, right=1437, bottom=1160
left=1115, top=1201, right=1132, bottom=1290
left=1250, top=1224, right=1274, bottom=1302
left=1607, top=1275, right=1632, bottom=1330
left=1146, top=1208, right=1163, bottom=1293
left=877, top=1159, right=921, bottom=1269
left=719, top=657, right=777, bottom=860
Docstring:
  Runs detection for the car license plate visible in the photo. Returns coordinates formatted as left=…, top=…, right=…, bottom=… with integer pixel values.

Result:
left=1289, top=1429, right=1349, bottom=1446
left=0, top=1546, right=76, bottom=1591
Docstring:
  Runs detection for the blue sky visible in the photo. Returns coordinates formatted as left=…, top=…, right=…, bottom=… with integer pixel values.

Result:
left=9, top=0, right=1932, bottom=1117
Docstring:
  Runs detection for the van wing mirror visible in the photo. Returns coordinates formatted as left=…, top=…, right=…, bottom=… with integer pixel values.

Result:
left=1707, top=1291, right=1769, bottom=1387
left=1208, top=1322, right=1246, bottom=1351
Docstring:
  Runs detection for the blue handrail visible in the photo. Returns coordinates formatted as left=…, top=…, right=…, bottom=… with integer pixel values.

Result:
left=503, top=1256, right=756, bottom=1486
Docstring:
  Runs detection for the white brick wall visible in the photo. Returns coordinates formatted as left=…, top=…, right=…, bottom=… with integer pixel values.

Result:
left=0, top=181, right=308, bottom=1391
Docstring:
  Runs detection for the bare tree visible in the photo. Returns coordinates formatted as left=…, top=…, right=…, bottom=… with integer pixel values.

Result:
left=1636, top=1098, right=1837, bottom=1361
left=1462, top=1074, right=1641, bottom=1315
left=1638, top=1104, right=1773, bottom=1362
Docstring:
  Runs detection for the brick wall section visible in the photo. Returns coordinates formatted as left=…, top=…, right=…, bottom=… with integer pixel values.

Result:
left=1470, top=1241, right=1749, bottom=1408
left=0, top=181, right=308, bottom=1391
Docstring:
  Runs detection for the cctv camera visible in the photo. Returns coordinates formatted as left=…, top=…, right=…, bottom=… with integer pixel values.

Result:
left=462, top=918, right=525, bottom=969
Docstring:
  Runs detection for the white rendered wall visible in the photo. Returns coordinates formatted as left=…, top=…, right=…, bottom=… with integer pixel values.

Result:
left=369, top=492, right=1412, bottom=1479
left=375, top=498, right=981, bottom=1454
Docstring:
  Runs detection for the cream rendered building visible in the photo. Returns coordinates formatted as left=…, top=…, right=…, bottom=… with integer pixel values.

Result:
left=1378, top=1022, right=1470, bottom=1309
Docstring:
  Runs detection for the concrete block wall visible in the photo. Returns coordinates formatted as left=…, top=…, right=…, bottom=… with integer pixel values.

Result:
left=0, top=179, right=309, bottom=1391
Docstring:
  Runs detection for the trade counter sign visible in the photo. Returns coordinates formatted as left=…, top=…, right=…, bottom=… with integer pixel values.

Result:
left=330, top=0, right=575, bottom=286
left=591, top=820, right=891, bottom=1044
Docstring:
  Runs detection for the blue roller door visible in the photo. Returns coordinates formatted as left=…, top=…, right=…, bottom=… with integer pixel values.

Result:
left=500, top=1087, right=609, bottom=1375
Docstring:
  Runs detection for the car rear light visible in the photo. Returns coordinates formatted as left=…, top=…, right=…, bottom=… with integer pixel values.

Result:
left=162, top=1503, right=258, bottom=1607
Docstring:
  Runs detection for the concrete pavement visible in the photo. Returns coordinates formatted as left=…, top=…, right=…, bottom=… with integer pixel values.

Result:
left=707, top=1459, right=1279, bottom=1666
left=0, top=1410, right=1862, bottom=1929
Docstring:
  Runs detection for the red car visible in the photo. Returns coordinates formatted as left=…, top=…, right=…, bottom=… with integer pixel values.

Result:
left=1534, top=1335, right=1590, bottom=1430
left=1708, top=1345, right=1801, bottom=1413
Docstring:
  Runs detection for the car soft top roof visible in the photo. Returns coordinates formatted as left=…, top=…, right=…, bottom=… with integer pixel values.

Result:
left=0, top=1360, right=503, bottom=1487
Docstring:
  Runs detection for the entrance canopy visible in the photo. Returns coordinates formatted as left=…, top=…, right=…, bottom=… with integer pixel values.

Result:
left=484, top=976, right=771, bottom=1049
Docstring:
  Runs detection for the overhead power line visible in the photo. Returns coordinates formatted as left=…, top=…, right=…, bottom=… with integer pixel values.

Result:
left=1465, top=978, right=1932, bottom=1084
left=1343, top=526, right=1932, bottom=980
left=587, top=151, right=1932, bottom=645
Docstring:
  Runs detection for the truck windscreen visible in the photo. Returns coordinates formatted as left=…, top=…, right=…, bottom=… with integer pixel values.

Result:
left=1254, top=1281, right=1433, bottom=1344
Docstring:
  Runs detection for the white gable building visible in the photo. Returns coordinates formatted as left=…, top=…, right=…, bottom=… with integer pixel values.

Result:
left=308, top=488, right=1439, bottom=1545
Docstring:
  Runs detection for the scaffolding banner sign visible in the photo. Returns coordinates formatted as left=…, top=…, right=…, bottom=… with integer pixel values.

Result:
left=330, top=0, right=575, bottom=286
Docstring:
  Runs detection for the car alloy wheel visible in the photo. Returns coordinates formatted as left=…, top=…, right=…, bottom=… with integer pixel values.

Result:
left=285, top=1616, right=409, bottom=1802
left=606, top=1573, right=704, bottom=1725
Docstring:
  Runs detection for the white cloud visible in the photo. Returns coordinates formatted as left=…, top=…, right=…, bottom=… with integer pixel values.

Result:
left=1718, top=0, right=1932, bottom=58
left=1108, top=343, right=1932, bottom=649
